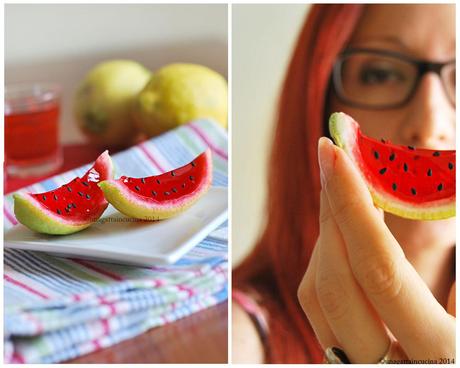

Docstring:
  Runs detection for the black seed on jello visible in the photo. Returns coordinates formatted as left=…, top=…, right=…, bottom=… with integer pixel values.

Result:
left=437, top=183, right=443, bottom=191
left=164, top=191, right=170, bottom=196
left=189, top=175, right=195, bottom=181
left=78, top=191, right=84, bottom=197
left=57, top=209, right=62, bottom=215
left=72, top=203, right=77, bottom=208
left=427, top=168, right=432, bottom=176
left=379, top=168, right=387, bottom=175
left=381, top=138, right=386, bottom=143
left=156, top=179, right=161, bottom=184
left=408, top=146, right=415, bottom=150
left=172, top=188, right=177, bottom=193
left=54, top=194, right=58, bottom=200
left=82, top=181, right=89, bottom=187
left=86, top=194, right=91, bottom=199
left=67, top=203, right=72, bottom=209
left=403, top=163, right=408, bottom=172
left=171, top=171, right=176, bottom=176
left=392, top=183, right=397, bottom=191
left=448, top=162, right=454, bottom=170
left=182, top=183, right=186, bottom=188
left=374, top=151, right=379, bottom=159
left=141, top=178, right=145, bottom=184
left=191, top=161, right=196, bottom=167
left=433, top=151, right=440, bottom=157
left=151, top=190, right=157, bottom=196
left=42, top=195, right=47, bottom=201
left=411, top=188, right=417, bottom=195
left=65, top=207, right=70, bottom=213
left=67, top=186, right=72, bottom=192
left=389, top=153, right=395, bottom=161
left=135, top=185, right=140, bottom=191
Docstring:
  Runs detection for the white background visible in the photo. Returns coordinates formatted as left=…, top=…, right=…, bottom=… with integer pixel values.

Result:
left=232, top=4, right=309, bottom=265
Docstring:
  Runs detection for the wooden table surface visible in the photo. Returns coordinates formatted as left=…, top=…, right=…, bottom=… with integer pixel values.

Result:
left=68, top=302, right=228, bottom=364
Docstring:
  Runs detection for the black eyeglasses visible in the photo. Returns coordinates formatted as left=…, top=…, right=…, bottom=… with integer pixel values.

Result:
left=332, top=48, right=455, bottom=109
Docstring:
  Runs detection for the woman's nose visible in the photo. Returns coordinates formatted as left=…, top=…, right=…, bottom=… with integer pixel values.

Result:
left=398, top=73, right=455, bottom=150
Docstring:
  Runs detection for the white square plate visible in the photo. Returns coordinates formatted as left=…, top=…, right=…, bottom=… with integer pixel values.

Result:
left=4, top=187, right=227, bottom=266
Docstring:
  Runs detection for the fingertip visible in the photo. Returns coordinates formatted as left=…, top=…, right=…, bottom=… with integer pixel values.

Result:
left=331, top=142, right=370, bottom=194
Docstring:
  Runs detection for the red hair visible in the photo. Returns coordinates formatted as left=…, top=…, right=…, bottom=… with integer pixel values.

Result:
left=233, top=4, right=364, bottom=363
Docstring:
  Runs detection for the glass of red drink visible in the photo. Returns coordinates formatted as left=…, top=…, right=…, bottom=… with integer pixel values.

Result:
left=5, top=83, right=63, bottom=178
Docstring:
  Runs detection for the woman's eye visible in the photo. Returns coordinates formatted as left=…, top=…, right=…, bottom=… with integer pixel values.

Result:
left=359, top=66, right=405, bottom=85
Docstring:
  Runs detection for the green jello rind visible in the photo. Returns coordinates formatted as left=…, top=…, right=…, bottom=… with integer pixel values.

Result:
left=13, top=193, right=90, bottom=235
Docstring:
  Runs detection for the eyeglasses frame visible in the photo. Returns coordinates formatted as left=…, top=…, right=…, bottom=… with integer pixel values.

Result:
left=332, top=47, right=455, bottom=109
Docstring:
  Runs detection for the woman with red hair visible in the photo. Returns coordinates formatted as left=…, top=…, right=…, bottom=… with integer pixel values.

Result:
left=233, top=4, right=455, bottom=364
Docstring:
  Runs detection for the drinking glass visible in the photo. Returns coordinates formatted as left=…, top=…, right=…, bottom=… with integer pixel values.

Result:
left=5, top=83, right=63, bottom=178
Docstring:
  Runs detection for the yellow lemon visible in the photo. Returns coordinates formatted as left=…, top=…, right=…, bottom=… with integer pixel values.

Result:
left=133, top=63, right=227, bottom=137
left=74, top=60, right=151, bottom=147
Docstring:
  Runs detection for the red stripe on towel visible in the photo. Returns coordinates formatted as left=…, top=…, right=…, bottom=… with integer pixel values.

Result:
left=101, top=319, right=110, bottom=335
left=12, top=351, right=26, bottom=364
left=98, top=296, right=117, bottom=316
left=4, top=274, right=50, bottom=300
left=138, top=143, right=166, bottom=172
left=187, top=124, right=228, bottom=160
left=177, top=284, right=195, bottom=297
left=4, top=205, right=18, bottom=225
left=92, top=340, right=102, bottom=350
left=70, top=259, right=124, bottom=281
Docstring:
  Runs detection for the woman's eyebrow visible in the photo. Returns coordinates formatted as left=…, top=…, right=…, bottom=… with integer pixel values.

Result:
left=350, top=35, right=410, bottom=51
left=351, top=35, right=455, bottom=56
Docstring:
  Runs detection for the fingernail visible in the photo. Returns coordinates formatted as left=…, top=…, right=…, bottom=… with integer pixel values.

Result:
left=318, top=137, right=335, bottom=185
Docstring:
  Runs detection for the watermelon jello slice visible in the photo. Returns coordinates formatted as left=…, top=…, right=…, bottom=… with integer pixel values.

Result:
left=98, top=149, right=212, bottom=220
left=14, top=151, right=114, bottom=234
left=329, top=112, right=455, bottom=220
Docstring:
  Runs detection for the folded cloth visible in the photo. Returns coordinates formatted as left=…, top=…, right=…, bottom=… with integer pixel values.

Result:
left=3, top=119, right=228, bottom=364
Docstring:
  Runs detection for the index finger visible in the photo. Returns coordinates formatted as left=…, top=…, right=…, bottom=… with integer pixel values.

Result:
left=318, top=137, right=453, bottom=359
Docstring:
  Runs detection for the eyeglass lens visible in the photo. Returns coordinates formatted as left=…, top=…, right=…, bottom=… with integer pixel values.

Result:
left=336, top=52, right=455, bottom=108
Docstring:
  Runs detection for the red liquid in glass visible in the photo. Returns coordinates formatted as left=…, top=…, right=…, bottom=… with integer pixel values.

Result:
left=5, top=103, right=60, bottom=164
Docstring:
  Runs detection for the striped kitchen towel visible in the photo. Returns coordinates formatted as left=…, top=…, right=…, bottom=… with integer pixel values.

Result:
left=4, top=119, right=228, bottom=364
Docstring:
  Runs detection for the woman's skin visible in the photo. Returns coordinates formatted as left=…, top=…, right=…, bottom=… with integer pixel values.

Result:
left=232, top=300, right=265, bottom=363
left=233, top=4, right=455, bottom=363
left=299, top=4, right=455, bottom=363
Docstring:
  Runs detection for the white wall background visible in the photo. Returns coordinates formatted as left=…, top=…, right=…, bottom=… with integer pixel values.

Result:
left=5, top=4, right=228, bottom=144
left=232, top=5, right=310, bottom=266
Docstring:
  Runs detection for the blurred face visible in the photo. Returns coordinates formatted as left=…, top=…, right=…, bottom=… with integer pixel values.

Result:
left=329, top=4, right=456, bottom=251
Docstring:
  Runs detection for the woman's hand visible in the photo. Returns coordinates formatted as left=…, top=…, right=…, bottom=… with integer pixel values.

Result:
left=297, top=137, right=455, bottom=363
